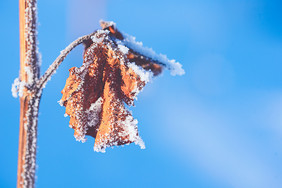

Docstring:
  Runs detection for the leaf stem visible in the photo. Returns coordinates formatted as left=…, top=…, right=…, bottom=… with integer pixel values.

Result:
left=37, top=33, right=94, bottom=90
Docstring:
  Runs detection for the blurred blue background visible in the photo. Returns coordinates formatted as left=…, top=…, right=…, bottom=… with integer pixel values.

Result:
left=1, top=0, right=282, bottom=187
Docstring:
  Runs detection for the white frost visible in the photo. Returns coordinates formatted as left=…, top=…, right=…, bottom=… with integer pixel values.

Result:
left=86, top=97, right=103, bottom=127
left=11, top=78, right=20, bottom=98
left=121, top=33, right=185, bottom=76
left=117, top=111, right=145, bottom=150
left=24, top=67, right=33, bottom=84
left=11, top=78, right=26, bottom=98
left=91, top=35, right=103, bottom=44
left=99, top=19, right=116, bottom=29
left=94, top=146, right=106, bottom=153
left=91, top=29, right=110, bottom=44
left=58, top=100, right=64, bottom=107
left=118, top=44, right=129, bottom=55
left=128, top=62, right=153, bottom=83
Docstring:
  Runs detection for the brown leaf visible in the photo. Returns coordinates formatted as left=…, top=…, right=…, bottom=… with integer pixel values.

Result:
left=61, top=25, right=162, bottom=152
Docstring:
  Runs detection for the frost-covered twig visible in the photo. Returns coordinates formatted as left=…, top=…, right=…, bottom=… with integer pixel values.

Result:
left=36, top=33, right=95, bottom=90
left=18, top=0, right=40, bottom=188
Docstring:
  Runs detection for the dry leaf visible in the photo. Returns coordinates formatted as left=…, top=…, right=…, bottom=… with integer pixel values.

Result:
left=60, top=22, right=163, bottom=152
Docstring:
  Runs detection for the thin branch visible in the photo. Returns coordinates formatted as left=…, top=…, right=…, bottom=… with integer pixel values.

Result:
left=37, top=33, right=95, bottom=90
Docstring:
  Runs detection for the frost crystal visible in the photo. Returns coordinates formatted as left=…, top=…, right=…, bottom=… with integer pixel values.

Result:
left=121, top=33, right=185, bottom=76
left=11, top=78, right=27, bottom=98
left=11, top=78, right=21, bottom=98
left=128, top=62, right=153, bottom=83
left=86, top=97, right=103, bottom=127
left=118, top=44, right=129, bottom=55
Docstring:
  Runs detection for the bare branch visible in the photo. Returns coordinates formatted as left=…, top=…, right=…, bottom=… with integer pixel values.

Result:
left=37, top=33, right=95, bottom=90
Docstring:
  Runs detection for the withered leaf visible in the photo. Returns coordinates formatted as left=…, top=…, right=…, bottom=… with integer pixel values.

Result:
left=60, top=22, right=163, bottom=152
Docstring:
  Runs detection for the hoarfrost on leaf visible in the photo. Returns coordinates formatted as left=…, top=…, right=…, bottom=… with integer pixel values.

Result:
left=91, top=31, right=107, bottom=44
left=60, top=21, right=183, bottom=152
left=127, top=62, right=153, bottom=83
left=121, top=33, right=185, bottom=76
left=117, top=44, right=129, bottom=55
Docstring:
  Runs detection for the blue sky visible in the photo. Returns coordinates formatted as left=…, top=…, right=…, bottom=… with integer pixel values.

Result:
left=1, top=0, right=282, bottom=187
